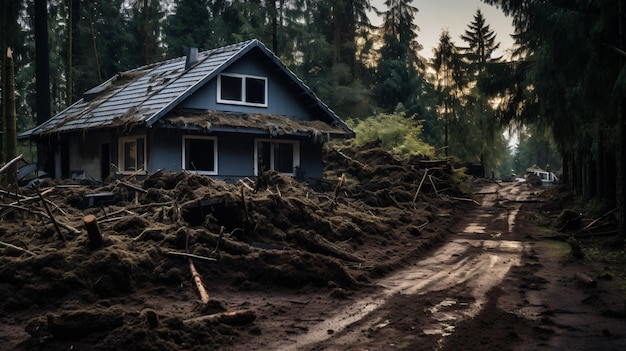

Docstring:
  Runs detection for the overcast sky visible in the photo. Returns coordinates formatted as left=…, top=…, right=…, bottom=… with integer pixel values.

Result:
left=369, top=0, right=516, bottom=59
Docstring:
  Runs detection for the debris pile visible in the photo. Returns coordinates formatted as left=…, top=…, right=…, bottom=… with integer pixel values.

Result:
left=0, top=142, right=475, bottom=350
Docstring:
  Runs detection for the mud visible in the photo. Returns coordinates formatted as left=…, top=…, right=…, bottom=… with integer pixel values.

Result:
left=1, top=142, right=625, bottom=350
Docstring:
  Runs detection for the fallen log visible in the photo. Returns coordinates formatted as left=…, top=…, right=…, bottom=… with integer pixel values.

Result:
left=83, top=214, right=103, bottom=249
left=183, top=309, right=257, bottom=326
left=293, top=229, right=364, bottom=263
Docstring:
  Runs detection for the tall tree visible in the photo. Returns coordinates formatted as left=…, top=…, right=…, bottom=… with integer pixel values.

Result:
left=482, top=0, right=626, bottom=236
left=431, top=30, right=466, bottom=157
left=165, top=0, right=213, bottom=57
left=373, top=0, right=423, bottom=113
left=460, top=9, right=503, bottom=174
left=0, top=0, right=23, bottom=162
left=460, top=9, right=500, bottom=67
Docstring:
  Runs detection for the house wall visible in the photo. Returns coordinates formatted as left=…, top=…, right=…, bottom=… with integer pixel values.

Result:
left=67, top=131, right=112, bottom=180
left=149, top=129, right=324, bottom=182
left=182, top=53, right=313, bottom=120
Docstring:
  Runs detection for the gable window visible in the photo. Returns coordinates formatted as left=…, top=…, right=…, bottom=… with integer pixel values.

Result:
left=254, top=139, right=300, bottom=176
left=218, top=73, right=267, bottom=107
left=119, top=136, right=146, bottom=173
left=182, top=136, right=218, bottom=175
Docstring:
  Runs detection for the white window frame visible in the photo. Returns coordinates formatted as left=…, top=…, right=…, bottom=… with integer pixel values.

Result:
left=182, top=135, right=218, bottom=175
left=217, top=73, right=268, bottom=107
left=254, top=139, right=300, bottom=176
left=118, top=135, right=147, bottom=174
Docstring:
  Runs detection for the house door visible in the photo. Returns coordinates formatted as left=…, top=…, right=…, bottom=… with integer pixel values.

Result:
left=100, top=143, right=110, bottom=180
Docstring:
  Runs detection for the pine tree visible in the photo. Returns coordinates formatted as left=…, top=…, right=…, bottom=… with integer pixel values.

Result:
left=373, top=0, right=423, bottom=113
left=460, top=9, right=500, bottom=67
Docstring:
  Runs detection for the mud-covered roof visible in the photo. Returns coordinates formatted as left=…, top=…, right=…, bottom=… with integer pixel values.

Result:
left=20, top=39, right=352, bottom=139
left=160, top=111, right=352, bottom=141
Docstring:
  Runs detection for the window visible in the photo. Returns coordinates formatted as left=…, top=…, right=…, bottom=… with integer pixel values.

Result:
left=217, top=73, right=267, bottom=107
left=182, top=136, right=218, bottom=175
left=254, top=139, right=300, bottom=176
left=118, top=136, right=146, bottom=173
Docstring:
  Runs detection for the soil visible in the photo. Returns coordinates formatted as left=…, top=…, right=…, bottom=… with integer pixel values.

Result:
left=1, top=142, right=625, bottom=350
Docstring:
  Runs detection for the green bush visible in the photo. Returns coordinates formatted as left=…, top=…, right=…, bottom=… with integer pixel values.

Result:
left=348, top=112, right=434, bottom=159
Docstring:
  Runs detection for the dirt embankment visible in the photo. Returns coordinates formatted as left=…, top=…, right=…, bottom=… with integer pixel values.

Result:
left=0, top=142, right=475, bottom=350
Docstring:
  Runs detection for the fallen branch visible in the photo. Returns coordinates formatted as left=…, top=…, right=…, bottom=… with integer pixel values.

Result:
left=167, top=251, right=218, bottom=262
left=183, top=309, right=257, bottom=326
left=333, top=173, right=346, bottom=201
left=335, top=150, right=368, bottom=169
left=238, top=179, right=254, bottom=192
left=428, top=175, right=439, bottom=196
left=417, top=221, right=429, bottom=231
left=0, top=154, right=24, bottom=174
left=448, top=196, right=480, bottom=206
left=189, top=259, right=210, bottom=304
left=0, top=203, right=80, bottom=234
left=240, top=183, right=251, bottom=228
left=293, top=230, right=364, bottom=263
left=36, top=187, right=66, bottom=243
left=0, top=240, right=36, bottom=256
left=214, top=226, right=224, bottom=255
left=582, top=208, right=618, bottom=231
left=412, top=168, right=429, bottom=203
left=116, top=180, right=148, bottom=194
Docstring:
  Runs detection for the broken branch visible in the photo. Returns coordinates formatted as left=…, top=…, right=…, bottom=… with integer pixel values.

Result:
left=36, top=187, right=66, bottom=243
left=412, top=168, right=429, bottom=203
left=167, top=251, right=217, bottom=262
left=0, top=240, right=36, bottom=256
left=0, top=154, right=24, bottom=174
left=189, top=259, right=210, bottom=304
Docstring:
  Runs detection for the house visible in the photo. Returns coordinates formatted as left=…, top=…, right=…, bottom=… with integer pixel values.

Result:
left=20, top=39, right=354, bottom=183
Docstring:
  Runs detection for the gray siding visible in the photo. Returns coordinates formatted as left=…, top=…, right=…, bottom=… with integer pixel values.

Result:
left=68, top=132, right=113, bottom=180
left=181, top=54, right=313, bottom=120
left=149, top=130, right=324, bottom=182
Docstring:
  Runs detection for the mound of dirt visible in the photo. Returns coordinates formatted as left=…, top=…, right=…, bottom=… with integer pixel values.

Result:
left=0, top=143, right=475, bottom=350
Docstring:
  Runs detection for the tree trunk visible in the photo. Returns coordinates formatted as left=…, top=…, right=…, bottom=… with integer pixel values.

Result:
left=3, top=47, right=17, bottom=185
left=66, top=0, right=73, bottom=106
left=35, top=0, right=52, bottom=173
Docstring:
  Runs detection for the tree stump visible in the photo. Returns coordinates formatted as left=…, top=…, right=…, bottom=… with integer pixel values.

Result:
left=83, top=214, right=103, bottom=249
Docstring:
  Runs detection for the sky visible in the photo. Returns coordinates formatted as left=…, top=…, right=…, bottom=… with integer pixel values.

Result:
left=369, top=0, right=516, bottom=59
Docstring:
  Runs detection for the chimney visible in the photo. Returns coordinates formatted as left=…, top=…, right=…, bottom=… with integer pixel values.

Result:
left=185, top=47, right=198, bottom=69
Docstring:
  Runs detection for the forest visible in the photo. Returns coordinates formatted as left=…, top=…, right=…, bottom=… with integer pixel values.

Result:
left=0, top=0, right=625, bottom=235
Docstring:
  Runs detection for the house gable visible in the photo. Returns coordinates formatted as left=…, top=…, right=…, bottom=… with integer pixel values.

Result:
left=180, top=51, right=314, bottom=120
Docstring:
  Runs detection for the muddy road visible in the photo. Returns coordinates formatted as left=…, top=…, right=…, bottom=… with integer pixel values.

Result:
left=224, top=182, right=626, bottom=351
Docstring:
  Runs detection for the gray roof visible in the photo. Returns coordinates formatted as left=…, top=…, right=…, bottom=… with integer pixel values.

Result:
left=21, top=39, right=352, bottom=138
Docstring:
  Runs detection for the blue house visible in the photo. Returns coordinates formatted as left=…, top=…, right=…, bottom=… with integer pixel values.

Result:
left=21, top=40, right=354, bottom=183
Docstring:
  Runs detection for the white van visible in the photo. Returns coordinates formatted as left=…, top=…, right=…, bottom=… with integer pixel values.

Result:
left=531, top=170, right=558, bottom=186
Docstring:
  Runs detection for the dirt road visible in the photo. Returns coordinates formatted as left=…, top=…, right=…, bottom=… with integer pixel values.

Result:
left=225, top=182, right=626, bottom=350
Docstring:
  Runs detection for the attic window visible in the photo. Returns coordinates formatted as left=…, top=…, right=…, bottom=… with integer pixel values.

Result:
left=218, top=73, right=267, bottom=107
